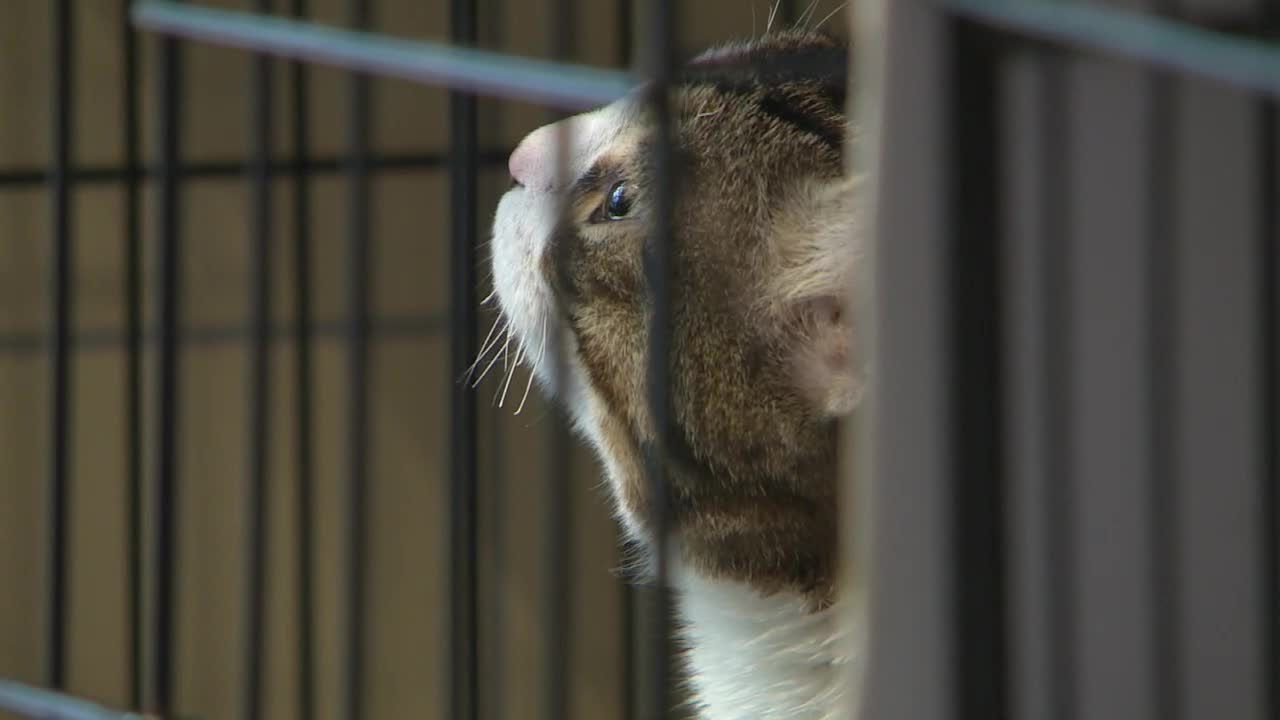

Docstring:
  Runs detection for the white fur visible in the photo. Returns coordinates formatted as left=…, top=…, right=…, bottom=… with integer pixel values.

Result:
left=674, top=564, right=856, bottom=720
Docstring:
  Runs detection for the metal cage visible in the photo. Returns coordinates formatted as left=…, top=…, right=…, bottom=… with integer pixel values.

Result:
left=0, top=1, right=1277, bottom=719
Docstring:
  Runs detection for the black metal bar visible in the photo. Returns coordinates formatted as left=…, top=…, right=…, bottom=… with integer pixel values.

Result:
left=947, top=19, right=1008, bottom=720
left=1259, top=4, right=1280, bottom=716
left=243, top=0, right=274, bottom=716
left=642, top=0, right=676, bottom=717
left=131, top=0, right=634, bottom=110
left=150, top=22, right=184, bottom=717
left=121, top=0, right=145, bottom=710
left=344, top=1, right=372, bottom=718
left=543, top=2, right=576, bottom=717
left=938, top=0, right=1280, bottom=100
left=617, top=0, right=632, bottom=69
left=0, top=151, right=509, bottom=189
left=1146, top=60, right=1180, bottom=720
left=1266, top=108, right=1280, bottom=720
left=45, top=0, right=74, bottom=692
left=289, top=1, right=316, bottom=718
left=0, top=315, right=446, bottom=356
left=1039, top=48, right=1075, bottom=720
left=448, top=0, right=480, bottom=716
left=614, top=5, right=635, bottom=718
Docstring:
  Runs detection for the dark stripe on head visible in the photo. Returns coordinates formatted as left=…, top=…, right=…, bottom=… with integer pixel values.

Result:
left=678, top=44, right=848, bottom=101
left=758, top=90, right=844, bottom=152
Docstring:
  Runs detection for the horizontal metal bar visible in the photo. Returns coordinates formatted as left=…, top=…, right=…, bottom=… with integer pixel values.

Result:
left=131, top=0, right=635, bottom=109
left=0, top=150, right=509, bottom=189
left=0, top=679, right=144, bottom=720
left=0, top=312, right=446, bottom=356
left=939, top=0, right=1280, bottom=99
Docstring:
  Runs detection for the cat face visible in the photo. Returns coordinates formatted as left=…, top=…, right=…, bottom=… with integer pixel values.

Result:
left=489, top=31, right=860, bottom=597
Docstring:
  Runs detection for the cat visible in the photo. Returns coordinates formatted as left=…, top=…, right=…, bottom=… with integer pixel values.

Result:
left=487, top=29, right=862, bottom=719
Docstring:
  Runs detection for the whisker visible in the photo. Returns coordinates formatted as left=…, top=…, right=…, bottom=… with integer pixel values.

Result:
left=766, top=0, right=781, bottom=33
left=464, top=314, right=506, bottom=381
left=480, top=287, right=499, bottom=305
left=813, top=2, right=846, bottom=31
left=798, top=0, right=822, bottom=28
left=514, top=367, right=537, bottom=417
left=498, top=339, right=529, bottom=408
left=472, top=328, right=511, bottom=388
left=514, top=314, right=549, bottom=415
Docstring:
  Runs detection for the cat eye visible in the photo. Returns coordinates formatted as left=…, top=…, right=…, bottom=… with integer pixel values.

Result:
left=604, top=181, right=632, bottom=220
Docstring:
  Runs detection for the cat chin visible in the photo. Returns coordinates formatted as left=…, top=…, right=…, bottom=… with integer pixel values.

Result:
left=490, top=187, right=557, bottom=347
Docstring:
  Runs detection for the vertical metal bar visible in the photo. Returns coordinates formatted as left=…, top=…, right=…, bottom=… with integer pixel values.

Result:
left=1258, top=5, right=1280, bottom=717
left=617, top=0, right=632, bottom=69
left=46, top=0, right=75, bottom=692
left=1259, top=4, right=1280, bottom=717
left=289, top=1, right=316, bottom=719
left=1146, top=55, right=1179, bottom=720
left=860, top=3, right=953, bottom=717
left=544, top=4, right=576, bottom=718
left=121, top=1, right=145, bottom=710
left=448, top=0, right=479, bottom=716
left=150, top=20, right=185, bottom=718
left=344, top=1, right=371, bottom=719
left=613, top=5, right=636, bottom=718
left=243, top=1, right=274, bottom=717
left=1265, top=105, right=1280, bottom=720
left=1039, top=49, right=1075, bottom=720
left=642, top=0, right=676, bottom=717
left=947, top=19, right=1007, bottom=720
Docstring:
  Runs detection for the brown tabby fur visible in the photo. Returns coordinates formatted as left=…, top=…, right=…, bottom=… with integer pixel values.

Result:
left=534, top=31, right=851, bottom=606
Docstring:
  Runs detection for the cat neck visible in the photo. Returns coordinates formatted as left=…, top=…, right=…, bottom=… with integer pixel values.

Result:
left=673, top=561, right=854, bottom=719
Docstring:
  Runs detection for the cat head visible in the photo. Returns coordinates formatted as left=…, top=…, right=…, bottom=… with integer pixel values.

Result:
left=489, top=30, right=860, bottom=599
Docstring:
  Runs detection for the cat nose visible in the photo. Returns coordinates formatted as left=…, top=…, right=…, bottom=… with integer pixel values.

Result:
left=508, top=124, right=553, bottom=189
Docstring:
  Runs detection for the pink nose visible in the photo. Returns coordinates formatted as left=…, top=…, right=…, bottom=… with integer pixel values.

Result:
left=508, top=124, right=553, bottom=189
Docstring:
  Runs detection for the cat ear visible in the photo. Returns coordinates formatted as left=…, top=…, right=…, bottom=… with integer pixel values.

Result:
left=770, top=176, right=864, bottom=417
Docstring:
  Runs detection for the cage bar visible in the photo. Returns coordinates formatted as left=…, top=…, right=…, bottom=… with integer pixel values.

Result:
left=45, top=0, right=74, bottom=693
left=0, top=151, right=509, bottom=189
left=149, top=21, right=184, bottom=716
left=940, top=0, right=1280, bottom=99
left=1260, top=4, right=1280, bottom=713
left=615, top=5, right=635, bottom=718
left=120, top=0, right=145, bottom=710
left=641, top=0, right=676, bottom=717
left=343, top=1, right=372, bottom=718
left=1264, top=86, right=1280, bottom=720
left=860, top=4, right=955, bottom=718
left=1145, top=56, right=1180, bottom=720
left=0, top=315, right=447, bottom=356
left=544, top=1, right=577, bottom=717
left=946, top=18, right=1007, bottom=720
left=617, top=0, right=633, bottom=68
left=1038, top=48, right=1075, bottom=720
left=243, top=0, right=275, bottom=716
left=130, top=0, right=633, bottom=110
left=448, top=0, right=480, bottom=718
left=0, top=680, right=141, bottom=720
left=289, top=1, right=317, bottom=718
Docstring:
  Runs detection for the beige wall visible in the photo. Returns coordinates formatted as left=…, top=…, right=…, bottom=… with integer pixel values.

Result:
left=0, top=2, right=846, bottom=719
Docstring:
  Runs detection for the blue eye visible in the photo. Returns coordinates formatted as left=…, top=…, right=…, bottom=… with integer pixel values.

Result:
left=605, top=181, right=632, bottom=220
